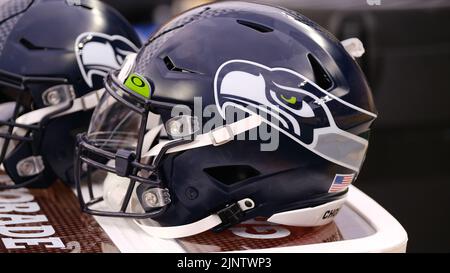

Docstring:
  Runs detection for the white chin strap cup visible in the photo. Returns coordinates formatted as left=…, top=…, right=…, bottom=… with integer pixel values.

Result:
left=134, top=196, right=347, bottom=239
left=267, top=197, right=347, bottom=226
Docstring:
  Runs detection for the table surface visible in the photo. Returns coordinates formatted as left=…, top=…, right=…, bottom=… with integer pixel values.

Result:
left=0, top=181, right=406, bottom=253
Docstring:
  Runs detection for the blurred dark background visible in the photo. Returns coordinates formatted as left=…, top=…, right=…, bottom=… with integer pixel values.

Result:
left=101, top=0, right=450, bottom=252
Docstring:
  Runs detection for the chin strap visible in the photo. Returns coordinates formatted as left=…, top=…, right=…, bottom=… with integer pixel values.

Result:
left=143, top=114, right=263, bottom=158
left=134, top=198, right=255, bottom=239
left=134, top=196, right=348, bottom=239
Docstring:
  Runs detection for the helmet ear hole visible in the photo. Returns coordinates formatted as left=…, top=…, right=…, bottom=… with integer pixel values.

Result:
left=204, top=165, right=260, bottom=186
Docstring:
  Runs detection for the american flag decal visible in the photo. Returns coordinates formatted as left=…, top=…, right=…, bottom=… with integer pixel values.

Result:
left=328, top=174, right=355, bottom=193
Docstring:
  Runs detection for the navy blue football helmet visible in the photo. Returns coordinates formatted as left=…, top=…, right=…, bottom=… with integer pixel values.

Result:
left=75, top=1, right=377, bottom=238
left=0, top=0, right=141, bottom=189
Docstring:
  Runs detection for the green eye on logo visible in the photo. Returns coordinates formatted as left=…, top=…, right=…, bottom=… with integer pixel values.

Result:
left=124, top=73, right=151, bottom=98
left=280, top=95, right=297, bottom=105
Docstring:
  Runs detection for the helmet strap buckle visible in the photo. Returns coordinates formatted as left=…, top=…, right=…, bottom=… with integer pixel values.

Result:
left=214, top=198, right=255, bottom=232
left=209, top=125, right=234, bottom=146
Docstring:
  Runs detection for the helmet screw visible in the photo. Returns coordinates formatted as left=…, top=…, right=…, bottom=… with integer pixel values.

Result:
left=45, top=90, right=62, bottom=105
left=168, top=121, right=181, bottom=136
left=16, top=156, right=44, bottom=177
left=185, top=187, right=198, bottom=200
left=143, top=191, right=158, bottom=207
left=18, top=161, right=35, bottom=176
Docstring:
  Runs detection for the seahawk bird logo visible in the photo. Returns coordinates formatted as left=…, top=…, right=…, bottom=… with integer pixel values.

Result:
left=214, top=60, right=377, bottom=172
left=75, top=32, right=139, bottom=88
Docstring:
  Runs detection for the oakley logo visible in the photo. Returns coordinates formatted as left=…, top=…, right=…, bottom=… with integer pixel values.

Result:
left=124, top=73, right=151, bottom=98
left=75, top=32, right=139, bottom=88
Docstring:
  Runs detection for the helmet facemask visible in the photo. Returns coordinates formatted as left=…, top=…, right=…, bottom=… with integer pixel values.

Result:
left=0, top=68, right=75, bottom=189
left=0, top=0, right=142, bottom=189
left=75, top=55, right=194, bottom=218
